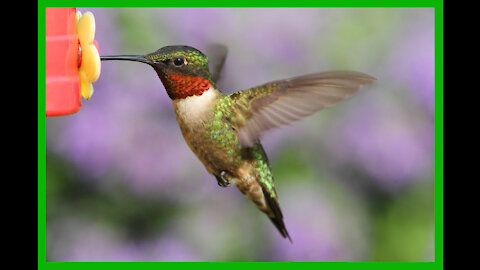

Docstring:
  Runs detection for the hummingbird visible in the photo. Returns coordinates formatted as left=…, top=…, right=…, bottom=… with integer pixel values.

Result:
left=101, top=45, right=375, bottom=241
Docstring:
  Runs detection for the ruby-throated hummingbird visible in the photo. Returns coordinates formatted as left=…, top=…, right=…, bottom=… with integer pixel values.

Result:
left=101, top=45, right=375, bottom=241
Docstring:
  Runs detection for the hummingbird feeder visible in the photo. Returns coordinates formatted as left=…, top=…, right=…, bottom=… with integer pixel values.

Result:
left=46, top=8, right=101, bottom=117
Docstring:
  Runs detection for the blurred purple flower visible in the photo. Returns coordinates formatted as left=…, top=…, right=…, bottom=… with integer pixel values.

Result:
left=145, top=236, right=203, bottom=261
left=388, top=14, right=435, bottom=114
left=325, top=96, right=434, bottom=191
left=161, top=8, right=233, bottom=46
left=273, top=218, right=343, bottom=261
left=50, top=219, right=201, bottom=261
left=270, top=184, right=368, bottom=261
left=52, top=220, right=143, bottom=261
left=245, top=9, right=319, bottom=62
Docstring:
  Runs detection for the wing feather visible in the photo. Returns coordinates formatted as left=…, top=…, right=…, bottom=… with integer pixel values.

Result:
left=228, top=71, right=376, bottom=146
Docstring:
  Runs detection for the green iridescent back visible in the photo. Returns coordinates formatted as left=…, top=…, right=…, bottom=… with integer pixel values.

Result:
left=205, top=93, right=278, bottom=199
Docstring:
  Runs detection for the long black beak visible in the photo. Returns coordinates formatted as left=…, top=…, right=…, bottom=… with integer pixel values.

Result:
left=100, top=55, right=151, bottom=65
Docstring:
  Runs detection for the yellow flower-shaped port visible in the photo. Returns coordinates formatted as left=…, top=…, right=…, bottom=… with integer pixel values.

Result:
left=76, top=11, right=100, bottom=100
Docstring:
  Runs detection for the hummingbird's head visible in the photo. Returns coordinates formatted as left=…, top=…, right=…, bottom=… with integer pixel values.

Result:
left=101, top=45, right=213, bottom=99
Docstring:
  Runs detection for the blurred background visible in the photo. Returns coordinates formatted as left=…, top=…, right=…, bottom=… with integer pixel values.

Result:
left=46, top=8, right=435, bottom=261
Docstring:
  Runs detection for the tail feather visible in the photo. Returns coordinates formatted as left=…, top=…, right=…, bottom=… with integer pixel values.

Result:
left=261, top=187, right=292, bottom=242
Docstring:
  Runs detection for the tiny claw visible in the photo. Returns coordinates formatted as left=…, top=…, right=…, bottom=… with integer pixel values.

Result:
left=216, top=171, right=230, bottom=187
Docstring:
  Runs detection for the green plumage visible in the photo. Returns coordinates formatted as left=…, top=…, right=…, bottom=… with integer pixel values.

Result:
left=206, top=93, right=277, bottom=197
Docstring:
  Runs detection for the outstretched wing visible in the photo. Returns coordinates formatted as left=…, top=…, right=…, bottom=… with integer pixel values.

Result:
left=228, top=71, right=376, bottom=146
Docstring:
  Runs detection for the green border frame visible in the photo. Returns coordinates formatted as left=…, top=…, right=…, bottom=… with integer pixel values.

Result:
left=38, top=1, right=443, bottom=268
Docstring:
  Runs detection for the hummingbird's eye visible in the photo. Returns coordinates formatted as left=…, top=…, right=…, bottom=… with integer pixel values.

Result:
left=173, top=57, right=186, bottom=67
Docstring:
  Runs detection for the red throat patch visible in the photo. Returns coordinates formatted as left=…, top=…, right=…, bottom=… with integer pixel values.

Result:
left=164, top=74, right=211, bottom=99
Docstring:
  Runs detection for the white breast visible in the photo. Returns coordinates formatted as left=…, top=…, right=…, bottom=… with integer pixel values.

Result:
left=173, top=88, right=219, bottom=125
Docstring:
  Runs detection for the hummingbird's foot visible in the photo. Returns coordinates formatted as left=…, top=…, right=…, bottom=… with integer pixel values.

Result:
left=216, top=171, right=231, bottom=188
